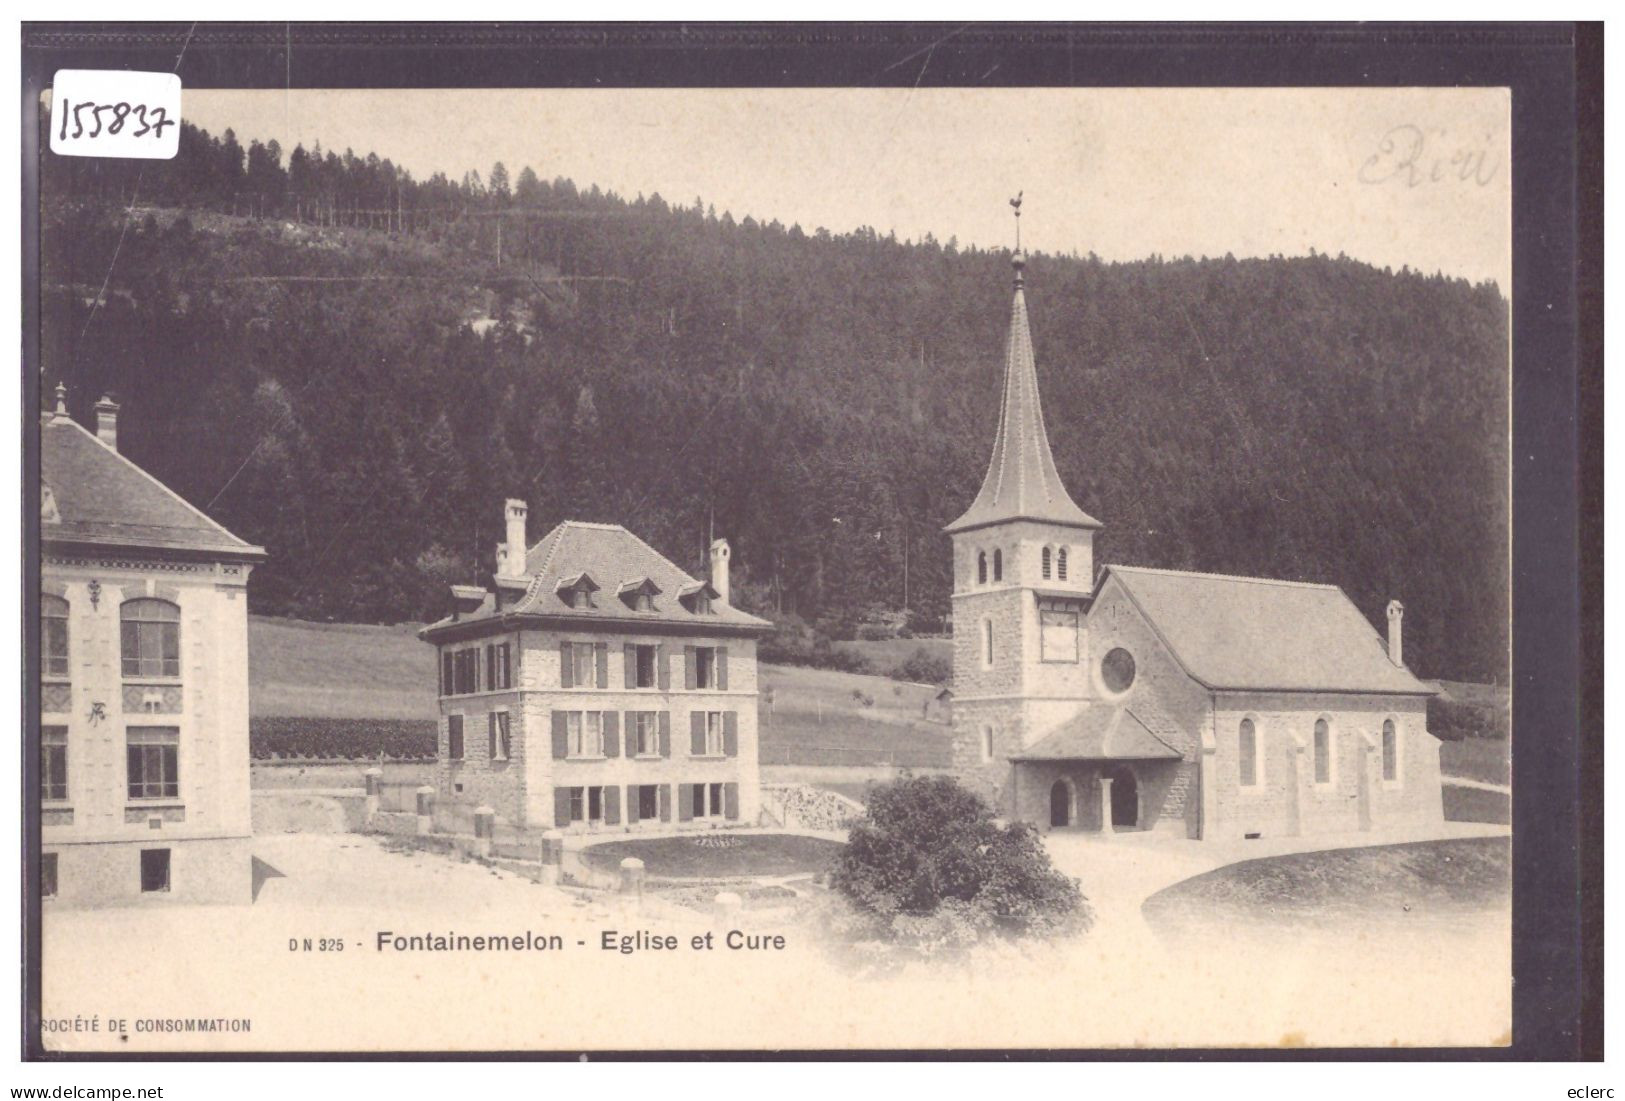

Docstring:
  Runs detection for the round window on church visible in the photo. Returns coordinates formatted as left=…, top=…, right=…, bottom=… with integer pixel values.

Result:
left=1101, top=647, right=1137, bottom=694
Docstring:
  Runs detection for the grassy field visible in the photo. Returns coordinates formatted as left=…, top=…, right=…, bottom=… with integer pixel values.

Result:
left=1143, top=835, right=1510, bottom=937
left=580, top=834, right=844, bottom=878
left=835, top=637, right=951, bottom=679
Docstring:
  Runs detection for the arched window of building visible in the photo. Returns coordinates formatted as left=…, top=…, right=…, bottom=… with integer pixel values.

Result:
left=1041, top=547, right=1052, bottom=580
left=977, top=551, right=987, bottom=585
left=982, top=618, right=994, bottom=668
left=981, top=725, right=994, bottom=762
left=42, top=595, right=68, bottom=678
left=1239, top=718, right=1259, bottom=787
left=1313, top=718, right=1332, bottom=785
left=993, top=549, right=1003, bottom=582
left=121, top=599, right=180, bottom=678
left=1381, top=718, right=1399, bottom=782
left=1057, top=547, right=1069, bottom=581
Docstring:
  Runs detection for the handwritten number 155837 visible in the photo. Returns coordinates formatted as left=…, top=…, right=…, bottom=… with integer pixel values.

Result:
left=58, top=99, right=175, bottom=141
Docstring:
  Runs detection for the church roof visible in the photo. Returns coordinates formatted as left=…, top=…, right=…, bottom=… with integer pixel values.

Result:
left=1102, top=565, right=1435, bottom=696
left=421, top=521, right=772, bottom=640
left=1010, top=705, right=1181, bottom=761
left=945, top=254, right=1100, bottom=535
left=40, top=410, right=264, bottom=560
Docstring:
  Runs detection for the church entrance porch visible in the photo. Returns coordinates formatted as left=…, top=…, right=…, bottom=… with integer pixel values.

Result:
left=1014, top=759, right=1177, bottom=836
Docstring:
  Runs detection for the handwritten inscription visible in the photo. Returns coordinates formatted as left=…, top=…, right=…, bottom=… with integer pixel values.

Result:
left=57, top=98, right=175, bottom=143
left=1358, top=125, right=1498, bottom=188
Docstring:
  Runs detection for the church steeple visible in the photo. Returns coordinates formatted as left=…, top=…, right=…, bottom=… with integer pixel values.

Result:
left=945, top=222, right=1099, bottom=535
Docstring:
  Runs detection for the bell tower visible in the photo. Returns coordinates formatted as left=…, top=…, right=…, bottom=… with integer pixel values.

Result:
left=945, top=199, right=1101, bottom=813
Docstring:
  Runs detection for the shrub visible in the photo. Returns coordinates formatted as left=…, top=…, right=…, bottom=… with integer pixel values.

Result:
left=250, top=717, right=437, bottom=760
left=896, top=646, right=952, bottom=685
left=1428, top=697, right=1509, bottom=741
left=830, top=776, right=1092, bottom=952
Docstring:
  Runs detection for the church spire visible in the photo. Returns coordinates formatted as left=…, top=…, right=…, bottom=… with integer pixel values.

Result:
left=945, top=201, right=1099, bottom=535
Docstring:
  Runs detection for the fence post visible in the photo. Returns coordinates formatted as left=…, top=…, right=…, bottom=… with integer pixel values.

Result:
left=619, top=857, right=646, bottom=911
left=540, top=829, right=563, bottom=886
left=363, top=768, right=382, bottom=826
left=473, top=806, right=495, bottom=859
left=415, top=785, right=435, bottom=836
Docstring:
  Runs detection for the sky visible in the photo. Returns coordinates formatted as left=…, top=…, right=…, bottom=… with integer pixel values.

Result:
left=183, top=87, right=1511, bottom=291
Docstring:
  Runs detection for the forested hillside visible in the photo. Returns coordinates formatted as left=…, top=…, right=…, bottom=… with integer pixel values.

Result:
left=38, top=124, right=1510, bottom=681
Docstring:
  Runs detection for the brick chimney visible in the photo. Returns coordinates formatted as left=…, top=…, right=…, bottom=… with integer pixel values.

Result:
left=1386, top=600, right=1404, bottom=667
left=502, top=499, right=528, bottom=577
left=94, top=394, right=119, bottom=451
left=709, top=538, right=731, bottom=606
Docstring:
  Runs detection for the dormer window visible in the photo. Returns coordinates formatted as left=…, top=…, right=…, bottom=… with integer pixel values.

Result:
left=678, top=581, right=719, bottom=615
left=618, top=578, right=662, bottom=613
left=555, top=573, right=599, bottom=610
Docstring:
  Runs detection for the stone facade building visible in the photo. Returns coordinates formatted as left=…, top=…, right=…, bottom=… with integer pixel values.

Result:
left=946, top=253, right=1445, bottom=841
left=419, top=503, right=771, bottom=832
left=39, top=388, right=264, bottom=905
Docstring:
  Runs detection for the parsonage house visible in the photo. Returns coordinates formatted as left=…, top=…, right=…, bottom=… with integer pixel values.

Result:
left=39, top=387, right=265, bottom=905
left=419, top=502, right=772, bottom=833
left=946, top=252, right=1446, bottom=841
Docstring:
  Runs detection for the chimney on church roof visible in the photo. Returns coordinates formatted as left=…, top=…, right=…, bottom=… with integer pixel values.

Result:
left=94, top=393, right=120, bottom=452
left=1386, top=600, right=1405, bottom=667
left=944, top=199, right=1099, bottom=536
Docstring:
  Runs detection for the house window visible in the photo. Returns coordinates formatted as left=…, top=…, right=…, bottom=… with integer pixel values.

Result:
left=447, top=648, right=480, bottom=695
left=120, top=600, right=179, bottom=678
left=993, top=549, right=1003, bottom=582
left=568, top=785, right=606, bottom=824
left=42, top=595, right=68, bottom=678
left=41, top=853, right=57, bottom=899
left=567, top=642, right=596, bottom=688
left=488, top=711, right=511, bottom=761
left=486, top=643, right=511, bottom=690
left=704, top=712, right=725, bottom=756
left=567, top=712, right=605, bottom=758
left=441, top=651, right=453, bottom=696
left=637, top=785, right=659, bottom=820
left=633, top=592, right=655, bottom=612
left=693, top=782, right=725, bottom=819
left=980, top=725, right=994, bottom=763
left=1041, top=547, right=1052, bottom=580
left=977, top=552, right=987, bottom=585
left=691, top=594, right=713, bottom=615
left=1057, top=547, right=1068, bottom=581
left=42, top=725, right=67, bottom=802
left=140, top=848, right=171, bottom=893
left=632, top=712, right=660, bottom=756
left=447, top=715, right=464, bottom=760
left=1239, top=718, right=1259, bottom=788
left=1313, top=718, right=1332, bottom=784
left=694, top=647, right=717, bottom=689
left=1101, top=647, right=1136, bottom=694
left=126, top=727, right=179, bottom=800
left=982, top=619, right=994, bottom=668
left=1382, top=719, right=1398, bottom=782
left=633, top=645, right=657, bottom=688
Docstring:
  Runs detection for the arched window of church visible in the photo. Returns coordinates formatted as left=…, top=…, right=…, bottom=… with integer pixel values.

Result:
left=1057, top=547, right=1069, bottom=581
left=982, top=619, right=994, bottom=668
left=980, top=725, right=994, bottom=762
left=1381, top=719, right=1398, bottom=782
left=977, top=552, right=987, bottom=585
left=1313, top=718, right=1332, bottom=785
left=993, top=549, right=1003, bottom=582
left=1238, top=718, right=1259, bottom=787
left=1041, top=547, right=1052, bottom=580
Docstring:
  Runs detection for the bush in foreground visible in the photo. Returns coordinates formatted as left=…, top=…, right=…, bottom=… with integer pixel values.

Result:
left=829, top=776, right=1091, bottom=955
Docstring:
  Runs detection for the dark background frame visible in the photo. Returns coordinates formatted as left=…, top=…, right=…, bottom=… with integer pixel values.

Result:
left=19, top=21, right=1602, bottom=1061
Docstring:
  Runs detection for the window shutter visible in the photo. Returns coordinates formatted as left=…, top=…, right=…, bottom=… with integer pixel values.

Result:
left=723, top=711, right=738, bottom=757
left=627, top=786, right=640, bottom=824
left=658, top=784, right=671, bottom=822
left=604, top=785, right=621, bottom=826
left=658, top=644, right=671, bottom=690
left=603, top=711, right=620, bottom=757
left=551, top=711, right=568, bottom=759
left=623, top=644, right=636, bottom=689
left=658, top=711, right=671, bottom=758
left=724, top=782, right=739, bottom=820
left=676, top=784, right=692, bottom=822
left=595, top=643, right=608, bottom=688
left=554, top=787, right=572, bottom=828
left=717, top=647, right=729, bottom=690
left=441, top=651, right=452, bottom=695
left=486, top=645, right=495, bottom=689
left=684, top=645, right=697, bottom=690
left=488, top=713, right=498, bottom=760
left=690, top=712, right=705, bottom=755
left=559, top=640, right=573, bottom=688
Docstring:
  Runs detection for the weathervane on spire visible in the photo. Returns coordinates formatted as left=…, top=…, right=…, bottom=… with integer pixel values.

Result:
left=1009, top=190, right=1023, bottom=251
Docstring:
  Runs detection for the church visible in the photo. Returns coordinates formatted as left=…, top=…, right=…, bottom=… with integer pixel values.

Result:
left=946, top=248, right=1446, bottom=842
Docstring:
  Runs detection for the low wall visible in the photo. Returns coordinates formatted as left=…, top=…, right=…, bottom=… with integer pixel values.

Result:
left=251, top=759, right=435, bottom=791
left=252, top=790, right=369, bottom=834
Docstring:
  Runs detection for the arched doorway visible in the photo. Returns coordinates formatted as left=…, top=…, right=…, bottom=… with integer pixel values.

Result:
left=1049, top=780, right=1072, bottom=827
left=1106, top=766, right=1138, bottom=829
